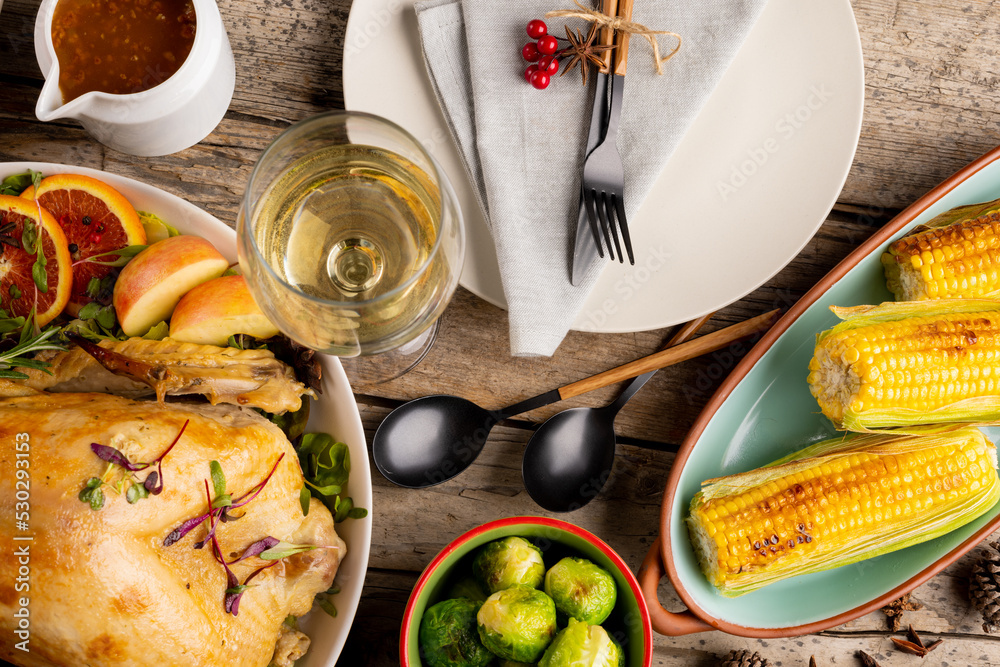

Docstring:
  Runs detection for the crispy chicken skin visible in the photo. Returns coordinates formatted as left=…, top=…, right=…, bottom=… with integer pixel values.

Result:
left=0, top=394, right=345, bottom=667
left=1, top=338, right=312, bottom=413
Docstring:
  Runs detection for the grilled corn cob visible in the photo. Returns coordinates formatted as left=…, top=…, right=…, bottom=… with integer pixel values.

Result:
left=687, top=427, right=1000, bottom=597
left=808, top=299, right=1000, bottom=431
left=883, top=197, right=1000, bottom=301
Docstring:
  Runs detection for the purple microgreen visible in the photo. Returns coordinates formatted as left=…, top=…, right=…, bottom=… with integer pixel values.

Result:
left=141, top=419, right=189, bottom=496
left=164, top=482, right=214, bottom=547
left=193, top=480, right=222, bottom=550
left=227, top=561, right=281, bottom=615
left=219, top=508, right=244, bottom=523
left=258, top=541, right=320, bottom=561
left=228, top=453, right=286, bottom=510
left=143, top=470, right=162, bottom=494
left=91, top=443, right=149, bottom=471
left=165, top=512, right=211, bottom=547
left=243, top=560, right=279, bottom=585
left=229, top=536, right=280, bottom=564
left=90, top=419, right=188, bottom=500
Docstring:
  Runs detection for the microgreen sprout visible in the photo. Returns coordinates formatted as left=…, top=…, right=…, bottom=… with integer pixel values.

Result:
left=163, top=454, right=331, bottom=615
left=80, top=420, right=188, bottom=510
left=89, top=419, right=188, bottom=497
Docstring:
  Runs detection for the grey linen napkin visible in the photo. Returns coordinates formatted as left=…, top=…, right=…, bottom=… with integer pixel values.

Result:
left=416, top=0, right=768, bottom=356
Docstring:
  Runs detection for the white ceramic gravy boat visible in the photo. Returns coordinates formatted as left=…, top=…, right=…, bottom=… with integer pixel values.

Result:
left=33, top=0, right=235, bottom=156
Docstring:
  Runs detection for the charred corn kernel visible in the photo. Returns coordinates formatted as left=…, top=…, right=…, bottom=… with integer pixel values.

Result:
left=686, top=427, right=1000, bottom=597
left=809, top=300, right=1000, bottom=430
left=882, top=198, right=1000, bottom=301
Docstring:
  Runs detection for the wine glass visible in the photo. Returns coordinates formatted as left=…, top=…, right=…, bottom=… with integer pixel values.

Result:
left=237, top=111, right=464, bottom=384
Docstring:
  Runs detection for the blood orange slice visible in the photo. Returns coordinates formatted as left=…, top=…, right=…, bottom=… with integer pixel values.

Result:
left=22, top=174, right=146, bottom=315
left=0, top=195, right=73, bottom=326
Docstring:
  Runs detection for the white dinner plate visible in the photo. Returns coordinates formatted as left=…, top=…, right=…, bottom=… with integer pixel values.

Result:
left=1, top=162, right=372, bottom=667
left=343, top=0, right=864, bottom=333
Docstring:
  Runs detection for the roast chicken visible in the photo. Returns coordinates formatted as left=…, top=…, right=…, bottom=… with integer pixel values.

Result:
left=0, top=372, right=344, bottom=666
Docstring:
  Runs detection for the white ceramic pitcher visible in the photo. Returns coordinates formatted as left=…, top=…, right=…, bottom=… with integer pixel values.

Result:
left=33, top=0, right=236, bottom=156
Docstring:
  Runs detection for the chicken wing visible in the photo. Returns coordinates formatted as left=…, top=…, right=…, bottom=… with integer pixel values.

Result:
left=2, top=337, right=312, bottom=413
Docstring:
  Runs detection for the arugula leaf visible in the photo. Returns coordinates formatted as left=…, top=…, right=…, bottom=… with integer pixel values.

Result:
left=296, top=433, right=367, bottom=523
left=267, top=404, right=310, bottom=441
left=299, top=486, right=311, bottom=516
left=0, top=171, right=35, bottom=196
left=77, top=302, right=101, bottom=320
left=143, top=321, right=169, bottom=340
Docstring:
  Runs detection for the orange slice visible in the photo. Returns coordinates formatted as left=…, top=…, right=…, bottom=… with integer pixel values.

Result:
left=22, top=174, right=146, bottom=315
left=0, top=195, right=73, bottom=326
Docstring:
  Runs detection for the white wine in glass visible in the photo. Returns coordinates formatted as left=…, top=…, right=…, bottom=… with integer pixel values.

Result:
left=238, top=112, right=464, bottom=382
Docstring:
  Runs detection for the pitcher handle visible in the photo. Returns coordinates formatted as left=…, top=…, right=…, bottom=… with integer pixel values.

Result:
left=638, top=539, right=715, bottom=635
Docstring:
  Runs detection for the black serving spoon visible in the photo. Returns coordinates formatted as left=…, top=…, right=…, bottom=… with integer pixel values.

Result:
left=521, top=313, right=713, bottom=512
left=372, top=310, right=778, bottom=489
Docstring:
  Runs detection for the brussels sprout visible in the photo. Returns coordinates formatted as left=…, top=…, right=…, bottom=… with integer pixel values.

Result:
left=419, top=598, right=495, bottom=667
left=543, top=557, right=617, bottom=625
left=477, top=586, right=558, bottom=662
left=498, top=661, right=535, bottom=667
left=537, top=618, right=624, bottom=667
left=448, top=575, right=489, bottom=604
left=474, top=536, right=546, bottom=593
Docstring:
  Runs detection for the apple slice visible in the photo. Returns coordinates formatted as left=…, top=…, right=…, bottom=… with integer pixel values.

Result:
left=114, top=235, right=230, bottom=337
left=169, top=274, right=280, bottom=345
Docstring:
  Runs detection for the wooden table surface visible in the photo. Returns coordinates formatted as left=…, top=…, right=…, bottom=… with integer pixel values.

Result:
left=4, top=0, right=1000, bottom=664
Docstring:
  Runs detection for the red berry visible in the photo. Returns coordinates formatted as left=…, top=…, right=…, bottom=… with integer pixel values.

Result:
left=529, top=70, right=550, bottom=90
left=538, top=55, right=559, bottom=75
left=526, top=19, right=547, bottom=39
left=524, top=64, right=539, bottom=82
left=89, top=232, right=103, bottom=245
left=536, top=35, right=558, bottom=55
left=522, top=42, right=540, bottom=62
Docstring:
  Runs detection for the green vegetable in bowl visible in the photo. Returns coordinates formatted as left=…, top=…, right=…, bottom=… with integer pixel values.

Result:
left=477, top=586, right=557, bottom=663
left=537, top=618, right=623, bottom=667
left=448, top=575, right=489, bottom=604
left=419, top=598, right=494, bottom=667
left=498, top=661, right=535, bottom=667
left=474, top=536, right=545, bottom=593
left=543, top=557, right=617, bottom=625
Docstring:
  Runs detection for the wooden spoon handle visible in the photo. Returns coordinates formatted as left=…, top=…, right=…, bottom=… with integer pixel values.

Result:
left=557, top=309, right=780, bottom=400
left=663, top=311, right=714, bottom=348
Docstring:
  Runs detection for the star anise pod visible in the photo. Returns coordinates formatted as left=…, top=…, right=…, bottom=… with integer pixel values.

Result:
left=880, top=592, right=922, bottom=632
left=857, top=650, right=882, bottom=667
left=559, top=23, right=615, bottom=86
left=890, top=625, right=943, bottom=657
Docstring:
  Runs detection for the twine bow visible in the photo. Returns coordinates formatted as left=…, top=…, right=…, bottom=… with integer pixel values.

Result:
left=545, top=0, right=682, bottom=75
